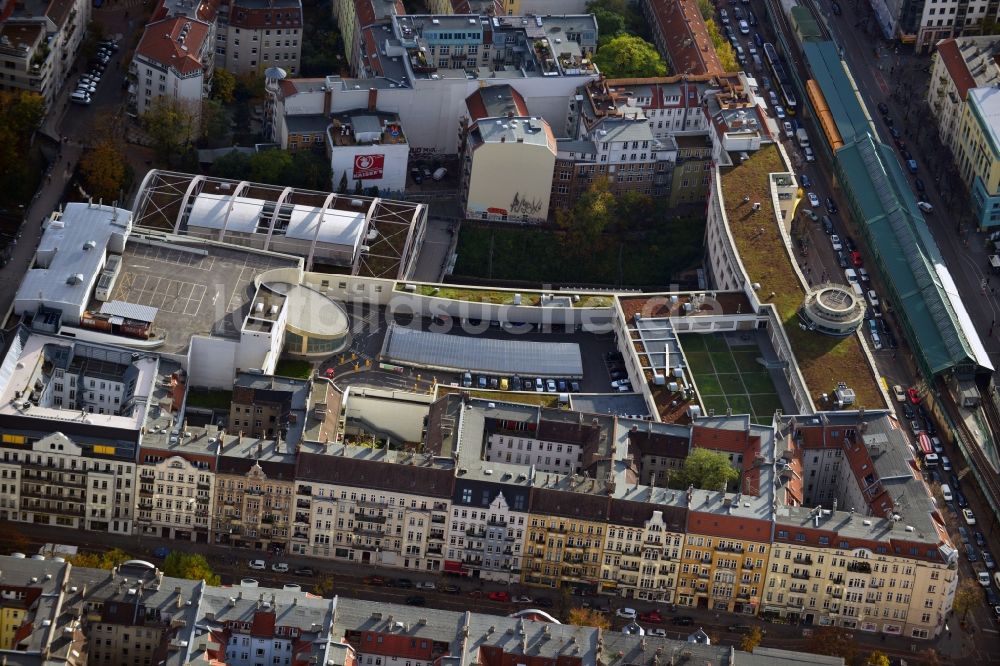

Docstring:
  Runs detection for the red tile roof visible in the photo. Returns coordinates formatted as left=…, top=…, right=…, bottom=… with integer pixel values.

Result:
left=250, top=610, right=276, bottom=637
left=691, top=424, right=748, bottom=453
left=361, top=26, right=384, bottom=76
left=936, top=38, right=977, bottom=101
left=646, top=0, right=724, bottom=77
left=229, top=3, right=302, bottom=30
left=687, top=511, right=770, bottom=542
left=465, top=85, right=528, bottom=121
left=135, top=17, right=210, bottom=75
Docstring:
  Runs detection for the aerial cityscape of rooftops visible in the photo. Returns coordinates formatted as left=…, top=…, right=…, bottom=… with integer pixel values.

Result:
left=3, top=0, right=1000, bottom=663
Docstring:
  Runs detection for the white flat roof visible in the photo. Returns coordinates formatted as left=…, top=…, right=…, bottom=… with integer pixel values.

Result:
left=188, top=193, right=264, bottom=233
left=188, top=193, right=366, bottom=251
left=14, top=202, right=131, bottom=318
left=285, top=204, right=366, bottom=250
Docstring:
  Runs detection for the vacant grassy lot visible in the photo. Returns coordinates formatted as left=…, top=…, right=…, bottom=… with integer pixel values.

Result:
left=274, top=359, right=313, bottom=379
left=453, top=220, right=704, bottom=287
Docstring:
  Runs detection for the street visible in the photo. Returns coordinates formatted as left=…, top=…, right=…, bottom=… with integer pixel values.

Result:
left=6, top=520, right=994, bottom=662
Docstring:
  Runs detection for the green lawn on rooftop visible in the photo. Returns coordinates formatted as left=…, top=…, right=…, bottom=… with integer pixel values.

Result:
left=720, top=145, right=882, bottom=408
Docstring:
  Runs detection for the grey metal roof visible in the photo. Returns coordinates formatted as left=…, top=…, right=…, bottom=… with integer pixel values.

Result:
left=100, top=300, right=158, bottom=323
left=381, top=324, right=583, bottom=376
left=14, top=202, right=131, bottom=319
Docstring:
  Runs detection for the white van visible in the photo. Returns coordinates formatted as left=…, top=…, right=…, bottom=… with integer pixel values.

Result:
left=844, top=268, right=859, bottom=284
left=941, top=484, right=953, bottom=502
left=924, top=453, right=940, bottom=467
left=70, top=90, right=91, bottom=105
left=851, top=282, right=865, bottom=299
left=941, top=456, right=952, bottom=471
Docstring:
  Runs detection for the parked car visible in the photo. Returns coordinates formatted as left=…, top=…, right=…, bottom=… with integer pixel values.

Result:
left=405, top=595, right=426, bottom=606
left=648, top=628, right=668, bottom=637
left=804, top=146, right=816, bottom=162
left=720, top=8, right=730, bottom=23
left=293, top=567, right=314, bottom=577
left=70, top=91, right=91, bottom=105
left=616, top=607, right=638, bottom=619
left=416, top=581, right=436, bottom=590
left=914, top=177, right=926, bottom=193
left=966, top=544, right=979, bottom=562
left=826, top=197, right=838, bottom=214
left=249, top=559, right=266, bottom=570
left=774, top=104, right=786, bottom=119
left=513, top=595, right=533, bottom=604
left=917, top=201, right=933, bottom=213
left=830, top=234, right=843, bottom=251
left=535, top=378, right=544, bottom=392
left=534, top=596, right=554, bottom=608
left=671, top=616, right=694, bottom=626
left=877, top=102, right=889, bottom=115
left=783, top=121, right=794, bottom=138
left=958, top=526, right=971, bottom=544
left=363, top=575, right=385, bottom=585
left=639, top=610, right=663, bottom=623
left=976, top=531, right=987, bottom=547
left=984, top=551, right=996, bottom=570
left=800, top=173, right=811, bottom=188
left=858, top=268, right=869, bottom=282
left=395, top=578, right=414, bottom=589
left=892, top=385, right=906, bottom=402
left=271, top=562, right=289, bottom=573
left=808, top=192, right=820, bottom=207
left=488, top=591, right=511, bottom=602
left=963, top=508, right=977, bottom=525
left=546, top=378, right=557, bottom=392
left=907, top=387, right=920, bottom=404
left=738, top=18, right=750, bottom=33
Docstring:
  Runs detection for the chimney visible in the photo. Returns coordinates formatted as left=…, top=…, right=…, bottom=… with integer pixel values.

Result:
left=368, top=88, right=378, bottom=112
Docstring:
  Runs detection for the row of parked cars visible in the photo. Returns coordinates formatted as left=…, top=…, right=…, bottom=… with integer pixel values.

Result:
left=70, top=39, right=117, bottom=105
left=461, top=373, right=581, bottom=393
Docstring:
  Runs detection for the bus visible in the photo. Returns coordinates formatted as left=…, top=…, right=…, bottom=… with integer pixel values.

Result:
left=763, top=42, right=798, bottom=115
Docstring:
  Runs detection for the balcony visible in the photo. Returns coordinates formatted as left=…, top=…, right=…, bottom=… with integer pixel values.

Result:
left=355, top=513, right=387, bottom=524
left=466, top=528, right=485, bottom=538
left=487, top=518, right=507, bottom=527
left=431, top=515, right=446, bottom=524
left=716, top=544, right=745, bottom=553
left=197, top=481, right=211, bottom=490
left=297, top=485, right=312, bottom=496
left=846, top=562, right=872, bottom=574
left=139, top=485, right=154, bottom=496
left=831, top=575, right=844, bottom=584
left=794, top=555, right=813, bottom=565
left=296, top=499, right=311, bottom=509
left=427, top=545, right=442, bottom=556
left=21, top=487, right=84, bottom=502
left=428, top=530, right=445, bottom=542
left=546, top=525, right=566, bottom=533
left=789, top=584, right=807, bottom=594
left=790, top=571, right=810, bottom=580
left=22, top=470, right=86, bottom=487
left=21, top=499, right=83, bottom=516
left=357, top=498, right=388, bottom=509
left=353, top=526, right=385, bottom=537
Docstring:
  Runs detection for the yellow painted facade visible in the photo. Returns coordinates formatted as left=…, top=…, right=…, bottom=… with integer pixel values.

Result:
left=522, top=515, right=605, bottom=590
left=676, top=533, right=770, bottom=614
left=0, top=607, right=25, bottom=649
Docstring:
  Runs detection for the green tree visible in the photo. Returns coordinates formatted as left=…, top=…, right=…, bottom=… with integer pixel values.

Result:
left=864, top=651, right=890, bottom=666
left=738, top=626, right=763, bottom=653
left=288, top=149, right=332, bottom=189
left=248, top=149, right=294, bottom=185
left=70, top=548, right=132, bottom=570
left=80, top=139, right=129, bottom=203
left=212, top=68, right=237, bottom=104
left=354, top=178, right=364, bottom=195
left=0, top=90, right=44, bottom=202
left=566, top=607, right=611, bottom=629
left=953, top=579, right=980, bottom=621
left=162, top=552, right=220, bottom=585
left=591, top=6, right=626, bottom=46
left=236, top=72, right=266, bottom=102
left=338, top=171, right=348, bottom=194
left=696, top=0, right=713, bottom=19
left=210, top=149, right=253, bottom=180
left=200, top=99, right=232, bottom=148
left=586, top=0, right=646, bottom=36
left=594, top=35, right=667, bottom=78
left=555, top=177, right=616, bottom=253
left=143, top=97, right=197, bottom=163
left=678, top=448, right=739, bottom=490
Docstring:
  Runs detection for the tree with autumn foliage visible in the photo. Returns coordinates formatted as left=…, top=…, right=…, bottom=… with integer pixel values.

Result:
left=0, top=90, right=44, bottom=204
left=80, top=139, right=129, bottom=203
left=69, top=548, right=133, bottom=569
left=738, top=626, right=763, bottom=653
left=566, top=607, right=611, bottom=629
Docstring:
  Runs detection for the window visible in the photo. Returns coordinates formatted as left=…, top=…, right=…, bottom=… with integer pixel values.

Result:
left=94, top=445, right=115, bottom=455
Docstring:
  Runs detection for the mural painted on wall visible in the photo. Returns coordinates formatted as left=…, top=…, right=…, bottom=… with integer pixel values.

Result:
left=509, top=193, right=544, bottom=217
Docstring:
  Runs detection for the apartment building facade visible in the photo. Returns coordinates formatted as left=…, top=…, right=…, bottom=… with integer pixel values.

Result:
left=216, top=0, right=303, bottom=76
left=213, top=439, right=295, bottom=550
left=523, top=489, right=608, bottom=592
left=601, top=500, right=685, bottom=603
left=131, top=16, right=214, bottom=122
left=0, top=0, right=91, bottom=108
left=295, top=451, right=453, bottom=570
left=135, top=441, right=216, bottom=543
left=448, top=477, right=529, bottom=581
